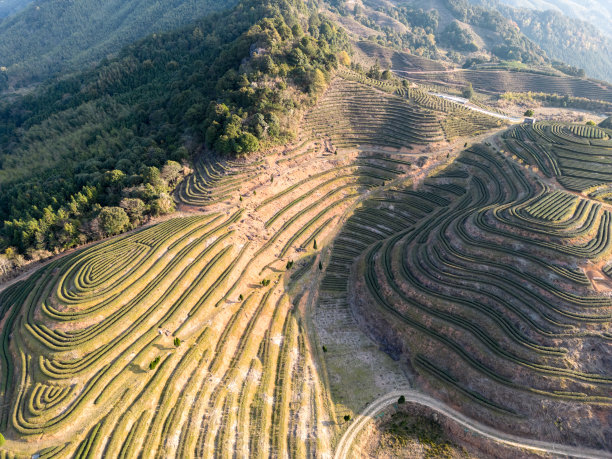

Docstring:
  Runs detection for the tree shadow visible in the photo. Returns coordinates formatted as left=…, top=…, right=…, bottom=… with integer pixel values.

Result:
left=128, top=363, right=147, bottom=374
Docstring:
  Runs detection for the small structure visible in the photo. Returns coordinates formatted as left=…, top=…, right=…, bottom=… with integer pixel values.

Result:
left=524, top=117, right=537, bottom=124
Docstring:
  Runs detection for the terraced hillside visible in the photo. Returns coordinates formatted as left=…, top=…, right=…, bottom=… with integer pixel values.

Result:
left=307, top=70, right=505, bottom=146
left=337, top=138, right=612, bottom=448
left=503, top=121, right=612, bottom=192
left=2, top=64, right=609, bottom=454
left=0, top=71, right=505, bottom=457
left=398, top=69, right=612, bottom=103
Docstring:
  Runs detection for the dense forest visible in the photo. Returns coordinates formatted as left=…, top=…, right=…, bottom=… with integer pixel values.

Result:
left=469, top=0, right=612, bottom=82
left=491, top=0, right=612, bottom=40
left=442, top=0, right=547, bottom=64
left=0, top=0, right=235, bottom=88
left=347, top=2, right=439, bottom=59
left=438, top=20, right=479, bottom=53
left=329, top=0, right=548, bottom=66
left=0, top=0, right=349, bottom=266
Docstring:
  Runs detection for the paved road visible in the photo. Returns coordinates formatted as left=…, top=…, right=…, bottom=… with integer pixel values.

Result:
left=429, top=92, right=523, bottom=123
left=393, top=69, right=459, bottom=75
left=334, top=389, right=612, bottom=459
left=391, top=69, right=524, bottom=123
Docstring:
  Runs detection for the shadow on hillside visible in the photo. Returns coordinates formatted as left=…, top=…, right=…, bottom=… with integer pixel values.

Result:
left=128, top=363, right=147, bottom=374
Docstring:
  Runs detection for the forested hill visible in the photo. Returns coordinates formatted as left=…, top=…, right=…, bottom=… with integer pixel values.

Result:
left=0, top=0, right=348, bottom=259
left=491, top=0, right=612, bottom=39
left=468, top=0, right=612, bottom=82
left=0, top=0, right=236, bottom=89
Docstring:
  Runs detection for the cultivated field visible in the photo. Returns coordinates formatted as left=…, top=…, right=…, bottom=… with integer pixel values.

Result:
left=399, top=69, right=612, bottom=103
left=347, top=125, right=612, bottom=447
left=1, top=72, right=610, bottom=457
left=0, top=73, right=497, bottom=457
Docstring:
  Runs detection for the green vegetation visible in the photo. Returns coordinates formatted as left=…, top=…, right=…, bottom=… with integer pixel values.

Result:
left=0, top=0, right=349, bottom=261
left=0, top=0, right=610, bottom=454
left=439, top=21, right=478, bottom=52
left=346, top=4, right=438, bottom=58
left=378, top=412, right=454, bottom=458
left=462, top=83, right=474, bottom=99
left=149, top=357, right=161, bottom=370
left=350, top=140, right=612, bottom=423
left=481, top=2, right=612, bottom=81
left=404, top=69, right=612, bottom=103
left=524, top=109, right=534, bottom=117
left=443, top=0, right=547, bottom=64
left=0, top=0, right=32, bottom=19
left=0, top=0, right=235, bottom=87
left=501, top=91, right=612, bottom=112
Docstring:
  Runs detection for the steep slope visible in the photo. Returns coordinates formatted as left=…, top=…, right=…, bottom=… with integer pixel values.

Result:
left=0, top=0, right=235, bottom=88
left=492, top=0, right=612, bottom=39
left=327, top=125, right=612, bottom=449
left=468, top=0, right=612, bottom=82
left=0, top=0, right=348, bottom=257
left=333, top=0, right=549, bottom=66
left=0, top=70, right=504, bottom=457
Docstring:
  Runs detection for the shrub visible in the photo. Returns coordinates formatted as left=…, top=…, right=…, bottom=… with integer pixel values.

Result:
left=99, top=206, right=129, bottom=236
left=286, top=260, right=294, bottom=269
left=318, top=261, right=323, bottom=270
left=343, top=414, right=351, bottom=422
left=0, top=432, right=4, bottom=447
left=586, top=120, right=596, bottom=126
left=174, top=337, right=181, bottom=347
left=149, top=357, right=161, bottom=370
left=239, top=294, right=244, bottom=301
left=261, top=279, right=270, bottom=287
left=151, top=192, right=176, bottom=216
left=338, top=50, right=351, bottom=66
left=313, top=239, right=318, bottom=249
left=462, top=83, right=474, bottom=99
left=398, top=395, right=406, bottom=404
left=524, top=109, right=534, bottom=117
left=322, top=345, right=327, bottom=352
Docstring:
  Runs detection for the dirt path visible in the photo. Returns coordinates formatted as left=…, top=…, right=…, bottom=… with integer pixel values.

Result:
left=334, top=390, right=612, bottom=459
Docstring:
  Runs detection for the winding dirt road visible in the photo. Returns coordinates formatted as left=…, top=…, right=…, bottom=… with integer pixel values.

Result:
left=334, top=389, right=612, bottom=459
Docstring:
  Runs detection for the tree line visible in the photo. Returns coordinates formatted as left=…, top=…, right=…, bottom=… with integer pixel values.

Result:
left=0, top=0, right=350, bottom=274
